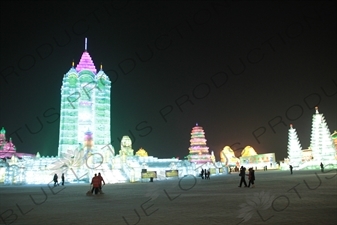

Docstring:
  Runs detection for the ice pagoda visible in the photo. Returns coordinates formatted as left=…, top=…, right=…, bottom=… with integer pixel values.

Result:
left=285, top=107, right=337, bottom=170
left=187, top=123, right=212, bottom=164
left=309, top=107, right=336, bottom=162
left=287, top=124, right=303, bottom=167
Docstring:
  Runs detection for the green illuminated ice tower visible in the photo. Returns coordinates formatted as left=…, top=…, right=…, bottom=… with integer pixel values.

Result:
left=58, top=38, right=111, bottom=157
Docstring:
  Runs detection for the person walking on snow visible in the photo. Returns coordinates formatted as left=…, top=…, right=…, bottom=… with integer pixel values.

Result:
left=53, top=174, right=59, bottom=186
left=98, top=172, right=105, bottom=194
left=238, top=166, right=248, bottom=187
left=90, top=174, right=100, bottom=195
left=247, top=168, right=255, bottom=188
left=61, top=173, right=65, bottom=186
left=320, top=162, right=324, bottom=172
left=289, top=165, right=293, bottom=174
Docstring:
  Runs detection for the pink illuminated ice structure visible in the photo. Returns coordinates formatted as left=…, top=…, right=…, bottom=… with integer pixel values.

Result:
left=187, top=123, right=212, bottom=164
left=75, top=38, right=97, bottom=74
left=0, top=127, right=35, bottom=159
left=75, top=51, right=97, bottom=74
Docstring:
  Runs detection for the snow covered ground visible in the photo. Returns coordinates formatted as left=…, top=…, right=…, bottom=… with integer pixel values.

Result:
left=0, top=169, right=336, bottom=225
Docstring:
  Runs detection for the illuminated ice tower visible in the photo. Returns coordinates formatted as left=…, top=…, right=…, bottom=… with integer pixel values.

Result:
left=58, top=38, right=111, bottom=157
left=187, top=123, right=212, bottom=164
left=309, top=107, right=336, bottom=162
left=287, top=124, right=303, bottom=166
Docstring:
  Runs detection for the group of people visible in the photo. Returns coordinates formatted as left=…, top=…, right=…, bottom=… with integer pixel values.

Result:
left=52, top=162, right=327, bottom=193
left=53, top=173, right=65, bottom=186
left=238, top=166, right=255, bottom=188
left=90, top=172, right=105, bottom=195
left=200, top=169, right=211, bottom=179
left=53, top=172, right=105, bottom=195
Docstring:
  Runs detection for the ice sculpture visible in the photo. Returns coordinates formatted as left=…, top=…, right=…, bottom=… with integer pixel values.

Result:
left=287, top=124, right=303, bottom=166
left=0, top=127, right=35, bottom=159
left=136, top=148, right=148, bottom=157
left=187, top=123, right=212, bottom=164
left=241, top=146, right=257, bottom=157
left=119, top=136, right=134, bottom=157
left=310, top=107, right=336, bottom=162
left=220, top=146, right=240, bottom=166
left=58, top=38, right=111, bottom=157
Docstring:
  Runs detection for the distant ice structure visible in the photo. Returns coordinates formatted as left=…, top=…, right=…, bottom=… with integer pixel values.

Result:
left=0, top=40, right=235, bottom=185
left=284, top=107, right=337, bottom=170
left=0, top=131, right=226, bottom=185
left=287, top=124, right=303, bottom=167
left=310, top=107, right=336, bottom=162
left=187, top=124, right=212, bottom=164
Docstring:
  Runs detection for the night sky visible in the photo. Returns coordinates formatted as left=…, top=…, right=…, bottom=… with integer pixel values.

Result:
left=1, top=1, right=336, bottom=161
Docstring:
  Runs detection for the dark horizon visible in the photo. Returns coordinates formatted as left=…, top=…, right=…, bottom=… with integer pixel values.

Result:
left=1, top=1, right=336, bottom=161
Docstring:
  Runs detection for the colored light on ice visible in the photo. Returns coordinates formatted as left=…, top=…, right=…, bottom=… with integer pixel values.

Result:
left=76, top=51, right=97, bottom=74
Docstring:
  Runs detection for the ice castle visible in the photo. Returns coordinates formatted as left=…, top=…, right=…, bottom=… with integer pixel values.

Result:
left=58, top=38, right=112, bottom=158
left=0, top=40, right=224, bottom=185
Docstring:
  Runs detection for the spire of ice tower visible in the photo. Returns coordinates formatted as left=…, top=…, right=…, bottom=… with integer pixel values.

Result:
left=85, top=37, right=87, bottom=51
left=76, top=38, right=97, bottom=74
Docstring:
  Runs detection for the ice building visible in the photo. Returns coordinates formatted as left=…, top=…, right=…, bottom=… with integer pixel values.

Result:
left=0, top=41, right=228, bottom=185
left=239, top=146, right=276, bottom=170
left=0, top=127, right=35, bottom=159
left=58, top=38, right=111, bottom=157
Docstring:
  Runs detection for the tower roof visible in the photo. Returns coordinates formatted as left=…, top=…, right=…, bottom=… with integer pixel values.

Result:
left=75, top=51, right=97, bottom=74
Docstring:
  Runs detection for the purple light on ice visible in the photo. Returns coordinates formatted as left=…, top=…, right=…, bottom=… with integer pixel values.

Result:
left=76, top=51, right=97, bottom=74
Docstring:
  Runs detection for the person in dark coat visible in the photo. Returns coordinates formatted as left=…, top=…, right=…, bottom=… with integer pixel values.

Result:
left=206, top=169, right=210, bottom=180
left=61, top=173, right=65, bottom=186
left=98, top=172, right=105, bottom=193
left=200, top=169, right=204, bottom=179
left=320, top=162, right=324, bottom=172
left=238, top=166, right=248, bottom=187
left=53, top=174, right=59, bottom=186
left=247, top=168, right=255, bottom=188
left=289, top=165, right=293, bottom=174
left=91, top=174, right=100, bottom=195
